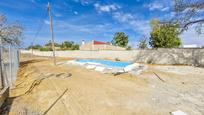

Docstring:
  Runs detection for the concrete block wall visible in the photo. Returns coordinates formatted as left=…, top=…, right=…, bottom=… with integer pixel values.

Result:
left=134, top=48, right=204, bottom=67
left=21, top=48, right=204, bottom=67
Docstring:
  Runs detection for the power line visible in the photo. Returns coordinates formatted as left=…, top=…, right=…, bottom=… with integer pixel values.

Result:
left=33, top=12, right=48, bottom=44
left=31, top=7, right=48, bottom=56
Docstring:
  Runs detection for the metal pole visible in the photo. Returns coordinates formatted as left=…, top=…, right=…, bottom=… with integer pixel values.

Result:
left=9, top=45, right=12, bottom=86
left=0, top=40, right=3, bottom=89
left=48, top=2, right=56, bottom=65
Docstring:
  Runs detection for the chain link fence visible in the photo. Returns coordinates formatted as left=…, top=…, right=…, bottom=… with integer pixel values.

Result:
left=0, top=45, right=20, bottom=89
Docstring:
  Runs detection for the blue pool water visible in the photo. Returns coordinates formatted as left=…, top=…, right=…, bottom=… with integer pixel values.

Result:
left=77, top=59, right=132, bottom=68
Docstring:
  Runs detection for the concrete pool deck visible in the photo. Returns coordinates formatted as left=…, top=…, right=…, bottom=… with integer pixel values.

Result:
left=2, top=54, right=204, bottom=115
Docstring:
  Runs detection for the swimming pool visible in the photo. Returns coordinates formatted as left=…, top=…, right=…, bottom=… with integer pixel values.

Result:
left=76, top=59, right=132, bottom=68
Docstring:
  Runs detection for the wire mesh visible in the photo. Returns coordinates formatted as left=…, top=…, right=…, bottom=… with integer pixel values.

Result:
left=0, top=45, right=19, bottom=88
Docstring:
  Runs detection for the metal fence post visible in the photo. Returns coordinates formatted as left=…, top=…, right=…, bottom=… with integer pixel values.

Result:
left=9, top=45, right=13, bottom=86
left=0, top=45, right=3, bottom=89
left=7, top=45, right=11, bottom=86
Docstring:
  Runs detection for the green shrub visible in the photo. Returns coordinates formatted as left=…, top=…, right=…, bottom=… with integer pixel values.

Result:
left=40, top=47, right=52, bottom=51
left=126, top=46, right=132, bottom=50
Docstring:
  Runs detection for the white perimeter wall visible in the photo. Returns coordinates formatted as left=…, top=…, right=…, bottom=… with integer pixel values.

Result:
left=21, top=50, right=139, bottom=61
left=21, top=49, right=204, bottom=67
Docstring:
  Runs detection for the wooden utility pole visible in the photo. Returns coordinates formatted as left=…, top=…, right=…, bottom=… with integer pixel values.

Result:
left=48, top=2, right=56, bottom=65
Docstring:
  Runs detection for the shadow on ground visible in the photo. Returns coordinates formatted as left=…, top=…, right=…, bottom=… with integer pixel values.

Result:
left=0, top=95, right=20, bottom=115
left=20, top=59, right=45, bottom=68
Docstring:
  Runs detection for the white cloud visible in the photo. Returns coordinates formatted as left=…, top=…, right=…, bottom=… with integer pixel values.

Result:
left=54, top=20, right=116, bottom=34
left=54, top=13, right=62, bottom=17
left=44, top=20, right=50, bottom=25
left=74, top=11, right=78, bottom=15
left=113, top=12, right=134, bottom=22
left=149, top=3, right=163, bottom=10
left=71, top=0, right=92, bottom=6
left=94, top=3, right=121, bottom=13
left=146, top=2, right=169, bottom=12
left=113, top=12, right=150, bottom=35
left=161, top=7, right=169, bottom=11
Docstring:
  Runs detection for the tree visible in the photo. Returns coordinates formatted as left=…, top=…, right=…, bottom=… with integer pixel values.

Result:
left=126, top=46, right=132, bottom=50
left=0, top=14, right=23, bottom=45
left=149, top=19, right=182, bottom=48
left=111, top=32, right=129, bottom=47
left=45, top=40, right=60, bottom=47
left=60, top=41, right=79, bottom=50
left=138, top=36, right=148, bottom=49
left=173, top=0, right=204, bottom=33
left=28, top=44, right=42, bottom=50
left=71, top=44, right=79, bottom=50
left=61, top=41, right=74, bottom=49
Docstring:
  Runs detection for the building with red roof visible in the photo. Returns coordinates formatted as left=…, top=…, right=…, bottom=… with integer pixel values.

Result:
left=80, top=40, right=125, bottom=51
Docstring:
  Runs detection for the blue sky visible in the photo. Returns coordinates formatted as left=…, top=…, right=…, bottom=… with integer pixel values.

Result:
left=0, top=0, right=203, bottom=47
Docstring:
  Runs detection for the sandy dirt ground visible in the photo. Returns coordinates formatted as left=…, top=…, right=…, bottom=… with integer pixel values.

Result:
left=1, top=54, right=204, bottom=115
